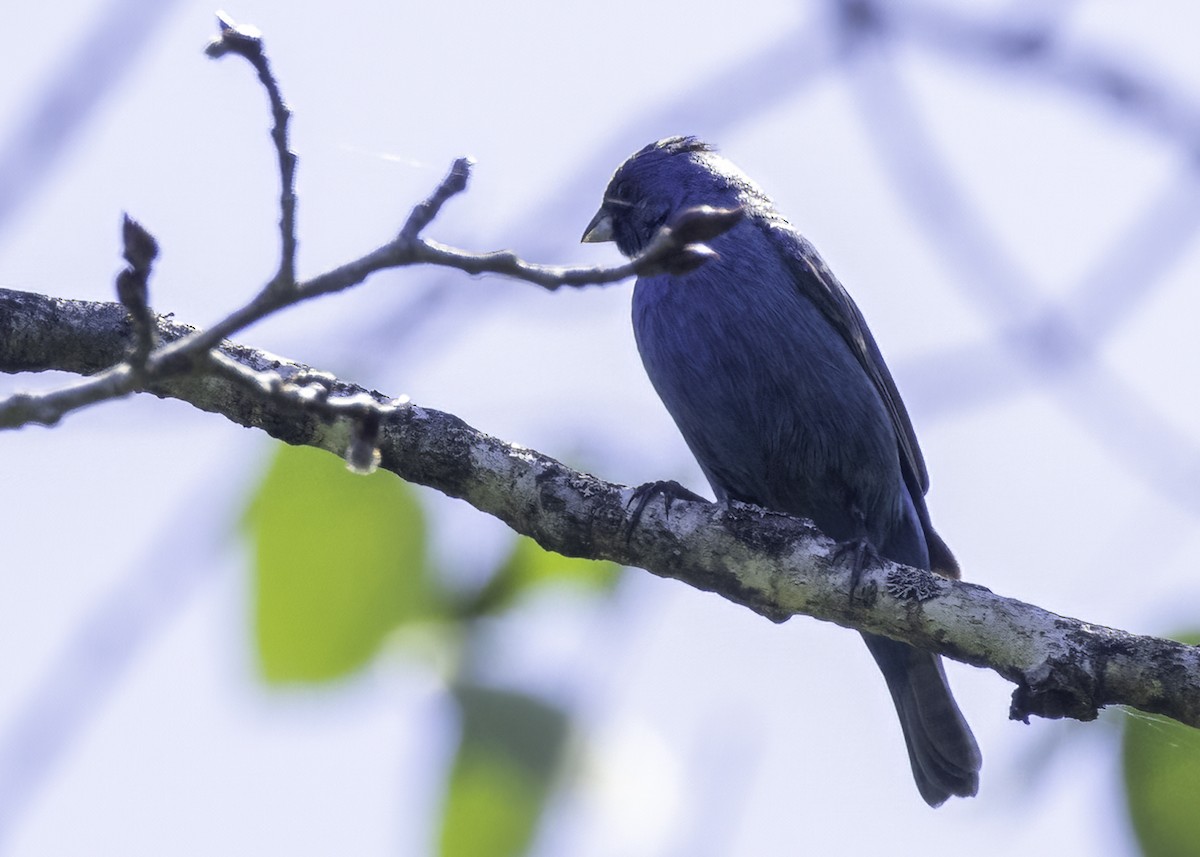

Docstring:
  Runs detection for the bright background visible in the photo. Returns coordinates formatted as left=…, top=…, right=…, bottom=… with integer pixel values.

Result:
left=3, top=0, right=1200, bottom=854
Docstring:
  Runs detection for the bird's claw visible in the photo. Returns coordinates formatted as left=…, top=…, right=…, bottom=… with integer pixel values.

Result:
left=832, top=536, right=881, bottom=603
left=625, top=480, right=705, bottom=543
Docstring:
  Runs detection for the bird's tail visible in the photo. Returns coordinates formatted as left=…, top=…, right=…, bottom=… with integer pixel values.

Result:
left=861, top=633, right=981, bottom=807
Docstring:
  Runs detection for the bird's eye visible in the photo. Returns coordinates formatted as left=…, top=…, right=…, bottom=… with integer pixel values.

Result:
left=612, top=179, right=631, bottom=200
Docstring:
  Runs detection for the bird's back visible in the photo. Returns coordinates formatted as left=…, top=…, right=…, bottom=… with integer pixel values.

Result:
left=632, top=216, right=909, bottom=551
left=632, top=213, right=980, bottom=805
left=594, top=136, right=980, bottom=805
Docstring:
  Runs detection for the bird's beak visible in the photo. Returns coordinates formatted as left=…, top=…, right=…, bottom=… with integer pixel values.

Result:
left=581, top=208, right=614, bottom=243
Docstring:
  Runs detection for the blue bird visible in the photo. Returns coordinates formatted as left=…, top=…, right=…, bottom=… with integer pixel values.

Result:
left=582, top=137, right=981, bottom=806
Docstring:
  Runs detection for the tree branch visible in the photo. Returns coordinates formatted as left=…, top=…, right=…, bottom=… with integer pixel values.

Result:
left=0, top=13, right=741, bottom=433
left=1, top=284, right=1197, bottom=730
left=1, top=12, right=1196, bottom=740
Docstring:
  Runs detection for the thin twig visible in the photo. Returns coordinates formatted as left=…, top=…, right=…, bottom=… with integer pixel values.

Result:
left=206, top=13, right=298, bottom=288
left=0, top=188, right=735, bottom=430
left=399, top=157, right=473, bottom=242
left=0, top=15, right=740, bottom=433
left=114, top=214, right=159, bottom=371
left=0, top=363, right=134, bottom=428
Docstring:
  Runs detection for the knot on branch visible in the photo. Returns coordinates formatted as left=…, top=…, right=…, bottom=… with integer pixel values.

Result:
left=885, top=566, right=948, bottom=602
left=346, top=408, right=383, bottom=475
left=115, top=214, right=159, bottom=367
left=1010, top=657, right=1100, bottom=724
left=205, top=13, right=265, bottom=59
left=284, top=368, right=338, bottom=403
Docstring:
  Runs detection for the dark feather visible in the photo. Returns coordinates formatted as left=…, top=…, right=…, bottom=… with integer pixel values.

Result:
left=586, top=137, right=981, bottom=803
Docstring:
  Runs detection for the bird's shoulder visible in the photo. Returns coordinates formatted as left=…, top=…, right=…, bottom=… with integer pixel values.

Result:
left=754, top=213, right=932, bottom=497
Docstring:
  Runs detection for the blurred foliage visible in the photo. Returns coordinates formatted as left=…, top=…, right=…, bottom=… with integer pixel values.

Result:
left=245, top=442, right=621, bottom=854
left=245, top=443, right=438, bottom=682
left=1122, top=633, right=1200, bottom=857
left=461, top=530, right=621, bottom=619
left=440, top=684, right=570, bottom=857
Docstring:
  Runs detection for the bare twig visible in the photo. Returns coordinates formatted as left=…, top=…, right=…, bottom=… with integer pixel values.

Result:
left=399, top=157, right=473, bottom=242
left=0, top=364, right=135, bottom=428
left=114, top=214, right=159, bottom=370
left=0, top=185, right=736, bottom=431
left=0, top=16, right=740, bottom=433
left=206, top=13, right=298, bottom=288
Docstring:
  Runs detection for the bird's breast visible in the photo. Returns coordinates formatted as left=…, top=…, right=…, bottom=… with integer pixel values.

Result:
left=631, top=253, right=905, bottom=541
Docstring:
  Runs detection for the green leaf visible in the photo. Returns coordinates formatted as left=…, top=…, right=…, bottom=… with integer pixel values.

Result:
left=439, top=684, right=570, bottom=857
left=465, top=535, right=621, bottom=617
left=245, top=443, right=438, bottom=683
left=1122, top=633, right=1200, bottom=857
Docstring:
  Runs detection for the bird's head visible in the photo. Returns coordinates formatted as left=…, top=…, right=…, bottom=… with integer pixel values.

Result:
left=582, top=136, right=767, bottom=257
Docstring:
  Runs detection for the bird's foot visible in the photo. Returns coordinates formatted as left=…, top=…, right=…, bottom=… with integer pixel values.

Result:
left=625, top=480, right=705, bottom=543
left=831, top=536, right=881, bottom=604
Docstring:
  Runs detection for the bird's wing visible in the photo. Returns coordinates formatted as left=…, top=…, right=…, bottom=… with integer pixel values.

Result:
left=763, top=220, right=929, bottom=495
left=762, top=219, right=960, bottom=577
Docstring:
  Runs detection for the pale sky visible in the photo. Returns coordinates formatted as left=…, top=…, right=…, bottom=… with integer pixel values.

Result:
left=3, top=1, right=1200, bottom=854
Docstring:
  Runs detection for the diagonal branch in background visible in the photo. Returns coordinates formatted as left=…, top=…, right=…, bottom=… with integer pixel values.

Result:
left=0, top=0, right=185, bottom=243
left=835, top=0, right=1200, bottom=521
left=839, top=13, right=1200, bottom=518
left=1, top=283, right=1197, bottom=730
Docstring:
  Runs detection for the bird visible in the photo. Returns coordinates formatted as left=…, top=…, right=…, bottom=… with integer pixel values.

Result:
left=581, top=136, right=981, bottom=806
